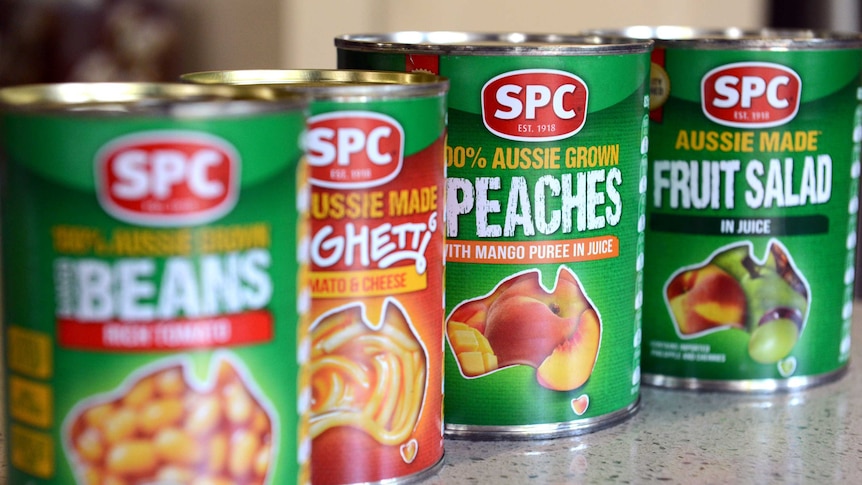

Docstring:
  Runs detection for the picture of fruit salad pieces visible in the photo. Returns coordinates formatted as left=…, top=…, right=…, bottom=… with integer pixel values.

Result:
left=665, top=240, right=811, bottom=364
left=447, top=266, right=602, bottom=391
left=65, top=356, right=275, bottom=485
left=665, top=254, right=749, bottom=336
left=309, top=298, right=427, bottom=447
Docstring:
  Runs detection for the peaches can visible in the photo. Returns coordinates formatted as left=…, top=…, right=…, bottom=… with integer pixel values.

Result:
left=337, top=33, right=651, bottom=438
left=182, top=69, right=449, bottom=483
left=0, top=83, right=310, bottom=484
left=603, top=27, right=862, bottom=391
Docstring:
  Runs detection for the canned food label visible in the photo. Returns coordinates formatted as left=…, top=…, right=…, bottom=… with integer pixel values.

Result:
left=482, top=69, right=589, bottom=141
left=701, top=62, right=802, bottom=128
left=1, top=109, right=308, bottom=484
left=340, top=50, right=649, bottom=430
left=96, top=131, right=240, bottom=225
left=305, top=93, right=447, bottom=483
left=644, top=46, right=862, bottom=381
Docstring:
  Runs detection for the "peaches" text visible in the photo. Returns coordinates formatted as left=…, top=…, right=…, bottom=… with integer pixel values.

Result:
left=445, top=168, right=623, bottom=238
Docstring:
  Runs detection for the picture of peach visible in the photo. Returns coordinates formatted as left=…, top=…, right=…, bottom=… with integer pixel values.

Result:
left=666, top=263, right=747, bottom=334
left=64, top=356, right=274, bottom=485
left=484, top=269, right=591, bottom=368
left=446, top=267, right=601, bottom=392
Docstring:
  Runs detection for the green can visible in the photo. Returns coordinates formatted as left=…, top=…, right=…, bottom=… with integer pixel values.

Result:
left=0, top=83, right=310, bottom=484
left=607, top=27, right=862, bottom=391
left=337, top=32, right=652, bottom=438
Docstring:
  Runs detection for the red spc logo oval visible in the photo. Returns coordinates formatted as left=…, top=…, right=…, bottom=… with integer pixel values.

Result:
left=305, top=111, right=405, bottom=189
left=96, top=131, right=239, bottom=226
left=482, top=69, right=589, bottom=142
left=702, top=62, right=802, bottom=128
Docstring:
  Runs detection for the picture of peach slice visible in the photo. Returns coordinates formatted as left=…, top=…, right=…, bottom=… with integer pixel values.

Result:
left=64, top=356, right=274, bottom=485
left=536, top=308, right=601, bottom=391
left=446, top=267, right=602, bottom=392
left=666, top=263, right=747, bottom=335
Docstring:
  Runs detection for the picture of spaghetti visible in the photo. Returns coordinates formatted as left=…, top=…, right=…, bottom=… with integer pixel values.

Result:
left=309, top=299, right=427, bottom=448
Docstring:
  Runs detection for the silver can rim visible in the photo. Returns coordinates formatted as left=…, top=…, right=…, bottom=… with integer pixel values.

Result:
left=334, top=31, right=654, bottom=56
left=588, top=26, right=862, bottom=50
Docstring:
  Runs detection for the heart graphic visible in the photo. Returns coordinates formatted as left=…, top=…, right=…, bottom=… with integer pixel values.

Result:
left=778, top=356, right=797, bottom=377
left=571, top=395, right=589, bottom=416
left=400, top=439, right=419, bottom=464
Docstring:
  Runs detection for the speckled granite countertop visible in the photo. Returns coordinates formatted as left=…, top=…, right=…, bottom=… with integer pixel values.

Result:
left=3, top=307, right=862, bottom=484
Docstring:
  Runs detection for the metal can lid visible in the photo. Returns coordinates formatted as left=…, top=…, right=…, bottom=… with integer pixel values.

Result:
left=0, top=82, right=307, bottom=117
left=588, top=26, right=862, bottom=50
left=181, top=69, right=449, bottom=101
left=334, top=31, right=653, bottom=56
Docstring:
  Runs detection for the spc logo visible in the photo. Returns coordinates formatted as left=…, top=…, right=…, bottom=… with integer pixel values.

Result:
left=96, top=131, right=239, bottom=226
left=304, top=111, right=404, bottom=189
left=702, top=62, right=801, bottom=128
left=482, top=69, right=588, bottom=142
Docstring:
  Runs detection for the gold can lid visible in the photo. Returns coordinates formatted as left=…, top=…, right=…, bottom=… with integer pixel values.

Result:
left=0, top=82, right=307, bottom=116
left=181, top=69, right=449, bottom=101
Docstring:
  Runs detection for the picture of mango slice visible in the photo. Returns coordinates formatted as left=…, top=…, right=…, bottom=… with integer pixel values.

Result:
left=447, top=321, right=498, bottom=376
left=65, top=357, right=274, bottom=485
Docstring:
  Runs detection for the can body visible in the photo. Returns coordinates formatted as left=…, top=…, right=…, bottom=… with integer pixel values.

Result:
left=629, top=28, right=862, bottom=390
left=338, top=33, right=651, bottom=438
left=182, top=70, right=449, bottom=484
left=0, top=83, right=309, bottom=484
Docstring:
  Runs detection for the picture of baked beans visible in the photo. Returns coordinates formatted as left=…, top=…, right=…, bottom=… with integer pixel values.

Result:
left=310, top=300, right=427, bottom=448
left=65, top=356, right=274, bottom=485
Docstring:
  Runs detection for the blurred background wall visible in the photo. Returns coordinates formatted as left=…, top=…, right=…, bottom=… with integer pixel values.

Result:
left=4, top=0, right=862, bottom=84
left=0, top=0, right=770, bottom=84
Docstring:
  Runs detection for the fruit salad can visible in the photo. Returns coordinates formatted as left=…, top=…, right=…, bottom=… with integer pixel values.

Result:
left=181, top=70, right=449, bottom=484
left=336, top=33, right=652, bottom=438
left=606, top=27, right=862, bottom=391
left=0, top=82, right=311, bottom=484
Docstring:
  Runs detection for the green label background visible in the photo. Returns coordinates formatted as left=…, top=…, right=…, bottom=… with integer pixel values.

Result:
left=1, top=110, right=306, bottom=484
left=341, top=50, right=650, bottom=427
left=644, top=47, right=862, bottom=381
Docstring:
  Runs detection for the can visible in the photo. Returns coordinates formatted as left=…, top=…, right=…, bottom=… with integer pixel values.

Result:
left=0, top=83, right=310, bottom=484
left=181, top=70, right=449, bottom=484
left=336, top=32, right=652, bottom=438
left=602, top=27, right=862, bottom=391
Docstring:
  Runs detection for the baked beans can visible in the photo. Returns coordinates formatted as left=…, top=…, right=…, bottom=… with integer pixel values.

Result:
left=336, top=33, right=651, bottom=438
left=181, top=70, right=449, bottom=484
left=597, top=27, right=862, bottom=391
left=0, top=83, right=310, bottom=484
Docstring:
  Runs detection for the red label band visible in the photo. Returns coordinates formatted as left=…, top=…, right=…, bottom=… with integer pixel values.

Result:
left=57, top=310, right=274, bottom=351
left=406, top=54, right=440, bottom=74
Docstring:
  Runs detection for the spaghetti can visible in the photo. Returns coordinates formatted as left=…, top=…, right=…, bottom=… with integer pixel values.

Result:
left=182, top=70, right=449, bottom=484
left=611, top=27, right=862, bottom=390
left=337, top=33, right=651, bottom=438
left=0, top=83, right=310, bottom=484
